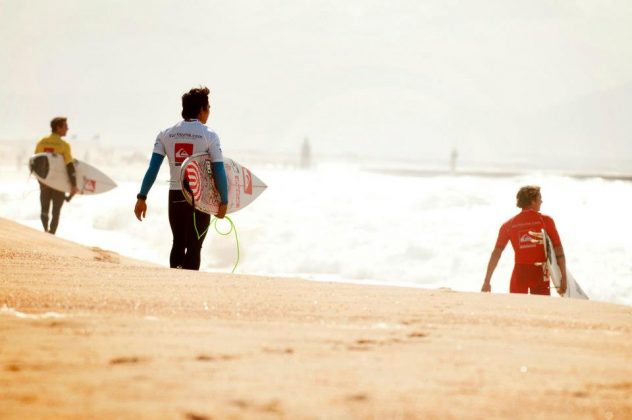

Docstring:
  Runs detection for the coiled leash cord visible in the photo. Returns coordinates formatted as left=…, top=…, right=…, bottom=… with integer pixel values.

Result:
left=193, top=212, right=240, bottom=273
left=183, top=177, right=240, bottom=273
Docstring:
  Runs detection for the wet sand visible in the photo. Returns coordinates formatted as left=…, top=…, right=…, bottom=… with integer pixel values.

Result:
left=1, top=217, right=631, bottom=419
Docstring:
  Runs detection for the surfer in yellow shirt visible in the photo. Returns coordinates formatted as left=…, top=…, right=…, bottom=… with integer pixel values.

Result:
left=34, top=117, right=80, bottom=234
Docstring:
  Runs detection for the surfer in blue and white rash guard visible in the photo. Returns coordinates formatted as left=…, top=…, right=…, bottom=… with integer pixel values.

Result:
left=134, top=87, right=229, bottom=270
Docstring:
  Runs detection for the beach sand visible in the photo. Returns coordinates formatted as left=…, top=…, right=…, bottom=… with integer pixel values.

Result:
left=1, top=217, right=631, bottom=419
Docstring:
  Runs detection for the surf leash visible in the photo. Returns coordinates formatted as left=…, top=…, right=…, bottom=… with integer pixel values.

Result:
left=184, top=177, right=240, bottom=273
left=213, top=215, right=240, bottom=274
left=193, top=212, right=240, bottom=274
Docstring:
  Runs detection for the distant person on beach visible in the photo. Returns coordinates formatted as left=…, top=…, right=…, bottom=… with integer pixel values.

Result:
left=34, top=117, right=80, bottom=234
left=481, top=186, right=567, bottom=296
left=300, top=137, right=311, bottom=169
left=450, top=148, right=458, bottom=173
left=134, top=87, right=228, bottom=270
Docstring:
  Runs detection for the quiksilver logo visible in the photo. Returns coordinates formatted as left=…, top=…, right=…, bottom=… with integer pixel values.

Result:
left=176, top=148, right=190, bottom=159
left=174, top=143, right=193, bottom=163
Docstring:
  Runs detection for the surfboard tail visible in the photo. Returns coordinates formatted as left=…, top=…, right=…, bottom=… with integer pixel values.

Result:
left=30, top=153, right=116, bottom=195
left=30, top=155, right=50, bottom=178
left=542, top=228, right=589, bottom=300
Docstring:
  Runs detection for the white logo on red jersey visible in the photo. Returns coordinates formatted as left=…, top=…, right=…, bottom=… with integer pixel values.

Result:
left=519, top=230, right=537, bottom=249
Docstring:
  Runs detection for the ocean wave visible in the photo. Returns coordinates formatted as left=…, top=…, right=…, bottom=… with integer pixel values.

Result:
left=1, top=164, right=630, bottom=306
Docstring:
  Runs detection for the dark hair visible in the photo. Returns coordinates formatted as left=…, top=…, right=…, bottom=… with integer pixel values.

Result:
left=50, top=117, right=67, bottom=132
left=516, top=185, right=541, bottom=209
left=181, top=87, right=210, bottom=120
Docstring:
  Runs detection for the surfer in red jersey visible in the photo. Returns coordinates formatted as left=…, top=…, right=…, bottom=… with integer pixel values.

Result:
left=481, top=186, right=567, bottom=296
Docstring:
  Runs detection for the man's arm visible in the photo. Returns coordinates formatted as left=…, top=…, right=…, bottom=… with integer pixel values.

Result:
left=63, top=143, right=80, bottom=195
left=554, top=245, right=567, bottom=295
left=66, top=162, right=78, bottom=190
left=134, top=153, right=164, bottom=221
left=211, top=162, right=228, bottom=219
left=482, top=248, right=503, bottom=292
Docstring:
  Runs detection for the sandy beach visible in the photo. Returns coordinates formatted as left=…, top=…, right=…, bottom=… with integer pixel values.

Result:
left=1, top=217, right=631, bottom=419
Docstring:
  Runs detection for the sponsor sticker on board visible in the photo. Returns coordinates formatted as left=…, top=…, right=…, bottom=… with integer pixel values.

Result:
left=244, top=168, right=252, bottom=195
left=83, top=178, right=96, bottom=193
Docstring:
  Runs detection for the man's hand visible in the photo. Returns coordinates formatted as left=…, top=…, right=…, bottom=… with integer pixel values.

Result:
left=557, top=275, right=568, bottom=296
left=481, top=281, right=491, bottom=293
left=215, top=203, right=228, bottom=219
left=134, top=199, right=147, bottom=221
left=64, top=186, right=81, bottom=202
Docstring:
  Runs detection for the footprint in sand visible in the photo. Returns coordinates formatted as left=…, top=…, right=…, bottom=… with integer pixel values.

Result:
left=588, top=382, right=632, bottom=392
left=347, top=339, right=376, bottom=351
left=5, top=363, right=21, bottom=372
left=229, top=399, right=284, bottom=414
left=401, top=318, right=424, bottom=325
left=345, top=393, right=370, bottom=402
left=91, top=247, right=120, bottom=264
left=109, top=356, right=148, bottom=365
left=262, top=347, right=294, bottom=355
left=5, top=362, right=46, bottom=372
left=346, top=336, right=413, bottom=351
left=196, top=354, right=239, bottom=362
left=184, top=413, right=210, bottom=420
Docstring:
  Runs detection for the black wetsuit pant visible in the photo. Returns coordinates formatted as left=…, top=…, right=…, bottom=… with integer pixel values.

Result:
left=39, top=183, right=65, bottom=234
left=168, top=190, right=210, bottom=270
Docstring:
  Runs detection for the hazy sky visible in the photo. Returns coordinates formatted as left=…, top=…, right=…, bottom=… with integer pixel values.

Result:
left=1, top=0, right=631, bottom=167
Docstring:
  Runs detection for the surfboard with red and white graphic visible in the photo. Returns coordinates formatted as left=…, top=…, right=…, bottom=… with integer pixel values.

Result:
left=179, top=153, right=267, bottom=215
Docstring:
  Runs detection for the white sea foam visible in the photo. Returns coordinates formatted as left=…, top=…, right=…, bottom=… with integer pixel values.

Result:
left=1, top=160, right=630, bottom=306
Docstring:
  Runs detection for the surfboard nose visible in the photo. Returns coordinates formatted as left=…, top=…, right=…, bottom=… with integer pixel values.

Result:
left=251, top=173, right=267, bottom=190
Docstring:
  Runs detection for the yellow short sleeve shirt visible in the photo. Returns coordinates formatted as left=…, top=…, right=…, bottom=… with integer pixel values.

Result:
left=34, top=134, right=73, bottom=165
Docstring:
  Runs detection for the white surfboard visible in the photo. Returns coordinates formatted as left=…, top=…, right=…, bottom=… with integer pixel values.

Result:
left=180, top=153, right=267, bottom=215
left=536, top=229, right=589, bottom=300
left=29, top=153, right=117, bottom=195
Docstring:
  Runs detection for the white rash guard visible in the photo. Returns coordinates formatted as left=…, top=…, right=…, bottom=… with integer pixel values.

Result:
left=152, top=119, right=224, bottom=190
